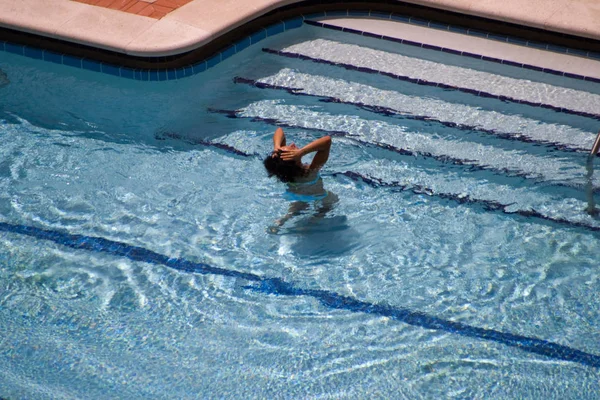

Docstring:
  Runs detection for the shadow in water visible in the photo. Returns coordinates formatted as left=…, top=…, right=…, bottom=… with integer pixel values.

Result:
left=278, top=213, right=358, bottom=257
left=268, top=176, right=359, bottom=257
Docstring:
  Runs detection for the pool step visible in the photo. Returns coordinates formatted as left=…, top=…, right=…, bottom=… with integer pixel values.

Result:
left=235, top=100, right=597, bottom=189
left=262, top=39, right=600, bottom=120
left=193, top=121, right=600, bottom=235
left=333, top=169, right=600, bottom=235
left=234, top=70, right=596, bottom=153
left=306, top=18, right=600, bottom=81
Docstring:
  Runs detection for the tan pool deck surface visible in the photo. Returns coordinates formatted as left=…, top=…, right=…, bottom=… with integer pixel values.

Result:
left=1, top=0, right=600, bottom=73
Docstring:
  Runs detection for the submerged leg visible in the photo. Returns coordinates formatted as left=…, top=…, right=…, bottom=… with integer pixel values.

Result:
left=268, top=201, right=310, bottom=233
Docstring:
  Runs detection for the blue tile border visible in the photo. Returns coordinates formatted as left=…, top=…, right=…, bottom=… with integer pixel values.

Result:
left=266, top=21, right=285, bottom=37
left=588, top=52, right=600, bottom=60
left=183, top=65, right=194, bottom=77
left=284, top=17, right=303, bottom=30
left=349, top=10, right=371, bottom=18
left=82, top=59, right=101, bottom=73
left=507, top=36, right=527, bottom=46
left=0, top=16, right=305, bottom=81
left=303, top=12, right=326, bottom=20
left=206, top=53, right=221, bottom=69
left=136, top=69, right=148, bottom=81
left=1, top=9, right=599, bottom=82
left=428, top=21, right=449, bottom=30
left=23, top=46, right=43, bottom=60
left=324, top=10, right=349, bottom=18
left=43, top=50, right=62, bottom=64
left=101, top=63, right=120, bottom=77
left=409, top=17, right=430, bottom=27
left=221, top=45, right=236, bottom=61
left=370, top=11, right=391, bottom=20
left=62, top=55, right=82, bottom=69
left=235, top=36, right=251, bottom=53
left=5, top=42, right=24, bottom=55
left=391, top=13, right=411, bottom=24
left=121, top=67, right=135, bottom=79
left=250, top=29, right=268, bottom=45
left=193, top=61, right=206, bottom=74
left=167, top=68, right=176, bottom=80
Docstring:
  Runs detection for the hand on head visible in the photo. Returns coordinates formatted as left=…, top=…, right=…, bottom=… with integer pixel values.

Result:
left=279, top=147, right=302, bottom=163
left=272, top=144, right=301, bottom=162
left=266, top=128, right=330, bottom=181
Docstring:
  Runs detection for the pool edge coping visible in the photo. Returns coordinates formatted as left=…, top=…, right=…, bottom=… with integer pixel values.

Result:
left=1, top=0, right=600, bottom=59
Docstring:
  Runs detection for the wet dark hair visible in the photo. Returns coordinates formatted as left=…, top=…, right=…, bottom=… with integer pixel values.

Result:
left=263, top=152, right=306, bottom=183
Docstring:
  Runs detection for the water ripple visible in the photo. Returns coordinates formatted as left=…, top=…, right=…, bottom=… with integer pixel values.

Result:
left=1, top=221, right=598, bottom=369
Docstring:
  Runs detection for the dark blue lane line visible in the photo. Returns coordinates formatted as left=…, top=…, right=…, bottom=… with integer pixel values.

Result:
left=262, top=47, right=600, bottom=121
left=0, top=222, right=261, bottom=281
left=208, top=107, right=600, bottom=195
left=253, top=279, right=600, bottom=369
left=233, top=76, right=588, bottom=154
left=1, top=221, right=599, bottom=368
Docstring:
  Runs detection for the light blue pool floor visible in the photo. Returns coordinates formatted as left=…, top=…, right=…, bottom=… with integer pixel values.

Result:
left=0, top=24, right=599, bottom=399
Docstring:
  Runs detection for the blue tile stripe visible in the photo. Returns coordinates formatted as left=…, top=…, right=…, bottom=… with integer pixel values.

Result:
left=262, top=47, right=600, bottom=121
left=305, top=19, right=600, bottom=85
left=1, top=219, right=599, bottom=368
left=0, top=17, right=305, bottom=80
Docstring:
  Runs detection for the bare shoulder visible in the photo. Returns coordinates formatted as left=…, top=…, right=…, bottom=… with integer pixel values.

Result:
left=298, top=167, right=320, bottom=181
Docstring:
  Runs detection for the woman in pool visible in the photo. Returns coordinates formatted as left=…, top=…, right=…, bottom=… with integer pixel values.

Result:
left=264, top=127, right=337, bottom=232
left=264, top=127, right=331, bottom=182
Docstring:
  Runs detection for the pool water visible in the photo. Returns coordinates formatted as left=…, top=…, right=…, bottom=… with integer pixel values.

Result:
left=1, top=24, right=599, bottom=399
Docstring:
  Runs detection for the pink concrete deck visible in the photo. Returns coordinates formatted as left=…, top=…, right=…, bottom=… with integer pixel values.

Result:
left=72, top=0, right=195, bottom=20
left=0, top=0, right=599, bottom=57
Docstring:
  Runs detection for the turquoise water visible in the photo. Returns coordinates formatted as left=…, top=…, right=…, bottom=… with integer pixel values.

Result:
left=1, top=25, right=599, bottom=399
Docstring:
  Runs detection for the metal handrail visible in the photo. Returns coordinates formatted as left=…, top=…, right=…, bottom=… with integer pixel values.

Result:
left=586, top=131, right=600, bottom=215
left=591, top=130, right=600, bottom=156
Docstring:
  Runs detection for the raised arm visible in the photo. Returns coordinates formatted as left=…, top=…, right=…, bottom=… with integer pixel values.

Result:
left=279, top=135, right=331, bottom=170
left=272, top=127, right=286, bottom=152
left=304, top=135, right=331, bottom=170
